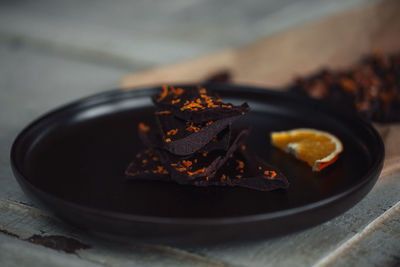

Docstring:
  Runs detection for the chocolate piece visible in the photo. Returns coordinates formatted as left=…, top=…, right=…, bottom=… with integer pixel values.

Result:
left=126, top=85, right=289, bottom=192
left=126, top=129, right=249, bottom=184
left=125, top=149, right=170, bottom=182
left=126, top=145, right=289, bottom=192
left=138, top=123, right=231, bottom=155
left=153, top=86, right=250, bottom=123
left=205, top=70, right=232, bottom=83
left=155, top=112, right=238, bottom=156
left=182, top=150, right=288, bottom=191
left=200, top=126, right=230, bottom=153
left=289, top=52, right=400, bottom=123
left=188, top=150, right=288, bottom=191
left=160, top=129, right=249, bottom=183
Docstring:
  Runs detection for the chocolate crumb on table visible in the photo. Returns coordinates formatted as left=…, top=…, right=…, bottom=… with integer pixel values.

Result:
left=205, top=70, right=232, bottom=83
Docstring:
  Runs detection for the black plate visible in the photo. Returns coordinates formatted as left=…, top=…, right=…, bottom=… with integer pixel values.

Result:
left=11, top=84, right=384, bottom=244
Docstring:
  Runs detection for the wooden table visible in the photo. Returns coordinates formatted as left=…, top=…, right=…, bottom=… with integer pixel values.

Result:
left=1, top=0, right=399, bottom=266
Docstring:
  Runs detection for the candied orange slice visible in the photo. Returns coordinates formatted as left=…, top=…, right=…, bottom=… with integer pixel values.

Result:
left=270, top=128, right=343, bottom=171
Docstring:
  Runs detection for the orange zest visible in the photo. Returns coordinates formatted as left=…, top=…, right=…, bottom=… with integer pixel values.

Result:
left=167, top=129, right=178, bottom=136
left=186, top=125, right=200, bottom=132
left=198, top=87, right=207, bottom=94
left=156, top=85, right=184, bottom=103
left=264, top=170, right=277, bottom=178
left=170, top=86, right=184, bottom=96
left=180, top=101, right=205, bottom=111
left=155, top=110, right=171, bottom=115
left=138, top=122, right=150, bottom=132
left=157, top=85, right=169, bottom=102
left=181, top=160, right=192, bottom=167
left=236, top=160, right=245, bottom=169
left=187, top=168, right=206, bottom=176
left=152, top=166, right=168, bottom=174
left=176, top=167, right=187, bottom=172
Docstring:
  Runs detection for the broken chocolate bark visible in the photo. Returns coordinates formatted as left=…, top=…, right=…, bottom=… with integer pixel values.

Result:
left=125, top=149, right=170, bottom=181
left=204, top=70, right=232, bottom=83
left=191, top=149, right=289, bottom=191
left=155, top=111, right=238, bottom=155
left=289, top=52, right=400, bottom=123
left=158, top=129, right=249, bottom=183
left=132, top=128, right=248, bottom=182
left=138, top=122, right=231, bottom=156
left=126, top=85, right=288, bottom=192
left=153, top=85, right=250, bottom=123
left=126, top=145, right=289, bottom=191
left=169, top=143, right=289, bottom=191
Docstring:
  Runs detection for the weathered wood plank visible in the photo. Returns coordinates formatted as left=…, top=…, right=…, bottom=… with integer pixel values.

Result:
left=1, top=172, right=399, bottom=266
left=0, top=200, right=231, bottom=267
left=0, top=43, right=126, bottom=209
left=121, top=0, right=400, bottom=89
left=0, top=0, right=370, bottom=67
left=0, top=43, right=231, bottom=266
left=0, top=233, right=103, bottom=267
left=187, top=173, right=400, bottom=267
left=315, top=201, right=400, bottom=267
left=1, top=2, right=399, bottom=264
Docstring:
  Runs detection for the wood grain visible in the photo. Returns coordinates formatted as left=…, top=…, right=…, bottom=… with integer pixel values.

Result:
left=121, top=0, right=400, bottom=89
left=121, top=0, right=400, bottom=176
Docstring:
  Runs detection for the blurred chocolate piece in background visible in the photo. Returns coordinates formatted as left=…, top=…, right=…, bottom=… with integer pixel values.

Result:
left=289, top=53, right=400, bottom=123
left=205, top=70, right=233, bottom=83
left=203, top=53, right=400, bottom=123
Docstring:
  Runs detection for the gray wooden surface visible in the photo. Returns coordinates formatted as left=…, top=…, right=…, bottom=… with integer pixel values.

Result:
left=1, top=0, right=399, bottom=266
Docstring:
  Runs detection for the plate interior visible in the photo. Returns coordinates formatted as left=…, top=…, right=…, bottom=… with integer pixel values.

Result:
left=15, top=86, right=376, bottom=219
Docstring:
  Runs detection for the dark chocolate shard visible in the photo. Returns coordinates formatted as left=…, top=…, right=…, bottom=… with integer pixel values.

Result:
left=126, top=85, right=288, bottom=192
left=156, top=112, right=238, bottom=156
left=137, top=123, right=163, bottom=149
left=138, top=123, right=231, bottom=156
left=126, top=129, right=249, bottom=184
left=204, top=70, right=232, bottom=83
left=288, top=52, right=400, bottom=123
left=200, top=126, right=230, bottom=153
left=125, top=149, right=170, bottom=182
left=153, top=86, right=250, bottom=123
left=125, top=132, right=288, bottom=191
left=160, top=129, right=249, bottom=183
left=190, top=150, right=289, bottom=191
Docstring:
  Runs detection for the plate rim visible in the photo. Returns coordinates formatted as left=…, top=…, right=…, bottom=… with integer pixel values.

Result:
left=10, top=83, right=385, bottom=226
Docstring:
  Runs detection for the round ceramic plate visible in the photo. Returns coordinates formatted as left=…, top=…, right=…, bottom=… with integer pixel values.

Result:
left=11, top=84, right=384, bottom=244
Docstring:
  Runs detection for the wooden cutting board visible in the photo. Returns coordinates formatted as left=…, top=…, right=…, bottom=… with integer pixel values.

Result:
left=121, top=0, right=400, bottom=89
left=120, top=0, right=400, bottom=175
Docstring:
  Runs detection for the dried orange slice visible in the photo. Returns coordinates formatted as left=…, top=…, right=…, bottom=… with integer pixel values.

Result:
left=270, top=128, right=343, bottom=171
